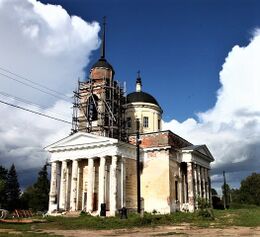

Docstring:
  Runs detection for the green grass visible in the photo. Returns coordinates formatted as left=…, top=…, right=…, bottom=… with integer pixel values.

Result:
left=0, top=207, right=259, bottom=236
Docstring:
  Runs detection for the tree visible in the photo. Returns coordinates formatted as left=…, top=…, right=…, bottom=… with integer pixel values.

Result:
left=211, top=188, right=218, bottom=196
left=21, top=164, right=50, bottom=211
left=6, top=164, right=21, bottom=211
left=0, top=165, right=8, bottom=208
left=239, top=172, right=260, bottom=205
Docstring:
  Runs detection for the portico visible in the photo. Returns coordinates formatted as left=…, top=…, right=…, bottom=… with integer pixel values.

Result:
left=46, top=132, right=136, bottom=215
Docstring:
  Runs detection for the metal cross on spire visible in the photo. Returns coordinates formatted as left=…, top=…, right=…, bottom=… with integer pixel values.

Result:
left=137, top=70, right=141, bottom=79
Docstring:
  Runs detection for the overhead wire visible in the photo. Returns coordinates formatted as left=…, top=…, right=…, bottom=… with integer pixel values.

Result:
left=0, top=90, right=71, bottom=119
left=0, top=66, right=72, bottom=100
left=0, top=99, right=71, bottom=124
left=0, top=71, right=72, bottom=102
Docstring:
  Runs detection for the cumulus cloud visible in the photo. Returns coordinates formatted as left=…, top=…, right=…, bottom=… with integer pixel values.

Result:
left=0, top=0, right=100, bottom=188
left=0, top=0, right=100, bottom=106
left=163, top=31, right=260, bottom=191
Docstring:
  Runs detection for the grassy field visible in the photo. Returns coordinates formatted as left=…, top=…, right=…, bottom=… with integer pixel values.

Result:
left=0, top=207, right=260, bottom=236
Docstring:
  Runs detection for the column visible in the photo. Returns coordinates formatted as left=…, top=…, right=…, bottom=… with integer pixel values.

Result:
left=178, top=166, right=183, bottom=204
left=183, top=173, right=187, bottom=203
left=201, top=167, right=206, bottom=199
left=76, top=160, right=82, bottom=210
left=110, top=156, right=118, bottom=216
left=65, top=161, right=72, bottom=210
left=87, top=158, right=94, bottom=213
left=48, top=161, right=58, bottom=213
left=193, top=164, right=198, bottom=209
left=59, top=160, right=67, bottom=210
left=197, top=165, right=202, bottom=198
left=70, top=160, right=78, bottom=211
left=121, top=157, right=126, bottom=208
left=205, top=168, right=209, bottom=201
left=98, top=157, right=106, bottom=213
left=187, top=162, right=194, bottom=212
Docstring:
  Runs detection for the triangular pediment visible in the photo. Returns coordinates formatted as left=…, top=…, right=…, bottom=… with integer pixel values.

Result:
left=181, top=145, right=214, bottom=161
left=196, top=145, right=214, bottom=160
left=45, top=132, right=118, bottom=151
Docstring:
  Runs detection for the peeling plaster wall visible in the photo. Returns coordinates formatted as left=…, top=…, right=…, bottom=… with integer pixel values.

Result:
left=141, top=149, right=171, bottom=214
left=169, top=153, right=180, bottom=212
left=125, top=158, right=137, bottom=210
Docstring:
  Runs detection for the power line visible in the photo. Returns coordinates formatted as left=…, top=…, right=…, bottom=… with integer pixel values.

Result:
left=0, top=66, right=72, bottom=100
left=0, top=90, right=70, bottom=119
left=0, top=90, right=47, bottom=109
left=0, top=72, right=71, bottom=102
left=0, top=99, right=71, bottom=125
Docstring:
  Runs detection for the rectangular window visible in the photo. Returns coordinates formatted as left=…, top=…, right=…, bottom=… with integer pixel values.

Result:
left=126, top=117, right=131, bottom=128
left=143, top=116, right=149, bottom=128
left=158, top=119, right=161, bottom=130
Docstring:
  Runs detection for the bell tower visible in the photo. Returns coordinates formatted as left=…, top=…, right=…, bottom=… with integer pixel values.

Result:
left=71, top=17, right=126, bottom=140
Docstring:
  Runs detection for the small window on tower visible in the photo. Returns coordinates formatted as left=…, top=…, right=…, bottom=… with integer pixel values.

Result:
left=143, top=116, right=149, bottom=128
left=126, top=117, right=131, bottom=128
left=158, top=119, right=161, bottom=130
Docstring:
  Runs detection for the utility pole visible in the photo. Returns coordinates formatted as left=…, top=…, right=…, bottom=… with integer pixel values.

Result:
left=223, top=171, right=227, bottom=209
left=136, top=119, right=141, bottom=213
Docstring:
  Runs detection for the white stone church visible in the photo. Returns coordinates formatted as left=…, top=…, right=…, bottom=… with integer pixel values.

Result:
left=45, top=21, right=214, bottom=216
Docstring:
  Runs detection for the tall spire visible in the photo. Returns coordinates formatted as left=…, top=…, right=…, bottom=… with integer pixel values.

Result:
left=136, top=70, right=142, bottom=92
left=101, top=16, right=106, bottom=59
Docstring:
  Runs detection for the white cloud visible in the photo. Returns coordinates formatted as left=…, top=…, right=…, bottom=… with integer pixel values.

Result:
left=0, top=0, right=100, bottom=187
left=0, top=0, right=100, bottom=106
left=163, top=31, right=260, bottom=189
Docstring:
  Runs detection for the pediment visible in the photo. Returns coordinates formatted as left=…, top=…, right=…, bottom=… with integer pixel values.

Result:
left=45, top=132, right=118, bottom=151
left=181, top=145, right=214, bottom=161
left=196, top=145, right=214, bottom=160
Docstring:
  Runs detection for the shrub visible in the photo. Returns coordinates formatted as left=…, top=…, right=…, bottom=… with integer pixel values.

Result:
left=197, top=197, right=214, bottom=220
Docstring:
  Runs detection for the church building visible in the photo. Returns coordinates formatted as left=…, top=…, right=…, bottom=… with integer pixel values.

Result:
left=45, top=20, right=214, bottom=216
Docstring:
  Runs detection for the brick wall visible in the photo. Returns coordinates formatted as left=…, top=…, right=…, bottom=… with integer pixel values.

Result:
left=128, top=131, right=192, bottom=149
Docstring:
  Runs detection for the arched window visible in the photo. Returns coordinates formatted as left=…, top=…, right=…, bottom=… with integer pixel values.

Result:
left=88, top=95, right=98, bottom=121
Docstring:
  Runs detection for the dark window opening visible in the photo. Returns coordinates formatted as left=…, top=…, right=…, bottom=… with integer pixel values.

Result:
left=126, top=117, right=131, bottom=128
left=88, top=95, right=98, bottom=121
left=175, top=180, right=178, bottom=201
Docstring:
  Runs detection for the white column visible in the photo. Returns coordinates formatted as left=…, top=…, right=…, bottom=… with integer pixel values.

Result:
left=183, top=173, right=187, bottom=203
left=178, top=166, right=183, bottom=204
left=98, top=157, right=106, bottom=213
left=187, top=162, right=194, bottom=212
left=49, top=161, right=58, bottom=213
left=87, top=158, right=94, bottom=213
left=205, top=168, right=209, bottom=201
left=121, top=157, right=126, bottom=208
left=76, top=160, right=82, bottom=210
left=110, top=156, right=118, bottom=216
left=193, top=164, right=198, bottom=209
left=197, top=165, right=202, bottom=198
left=201, top=167, right=206, bottom=199
left=70, top=160, right=78, bottom=211
left=59, top=160, right=67, bottom=210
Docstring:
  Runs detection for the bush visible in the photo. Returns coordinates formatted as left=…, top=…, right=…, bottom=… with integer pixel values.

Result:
left=197, top=197, right=214, bottom=220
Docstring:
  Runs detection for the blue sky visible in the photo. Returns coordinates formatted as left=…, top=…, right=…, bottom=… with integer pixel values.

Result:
left=42, top=0, right=260, bottom=121
left=1, top=0, right=260, bottom=192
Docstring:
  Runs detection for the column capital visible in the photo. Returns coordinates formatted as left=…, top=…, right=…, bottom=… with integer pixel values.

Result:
left=111, top=155, right=118, bottom=166
left=100, top=156, right=106, bottom=165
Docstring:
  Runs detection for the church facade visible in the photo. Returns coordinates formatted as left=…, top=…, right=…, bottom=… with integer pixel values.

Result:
left=45, top=20, right=214, bottom=215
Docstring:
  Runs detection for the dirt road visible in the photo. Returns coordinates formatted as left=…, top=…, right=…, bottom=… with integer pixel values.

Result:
left=44, top=225, right=260, bottom=237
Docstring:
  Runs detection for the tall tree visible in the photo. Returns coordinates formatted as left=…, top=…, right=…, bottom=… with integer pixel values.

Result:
left=239, top=172, right=260, bottom=205
left=33, top=164, right=50, bottom=211
left=0, top=165, right=8, bottom=208
left=6, top=164, right=21, bottom=211
left=21, top=164, right=50, bottom=211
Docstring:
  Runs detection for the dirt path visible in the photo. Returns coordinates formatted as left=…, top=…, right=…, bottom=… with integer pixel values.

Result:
left=43, top=225, right=260, bottom=237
